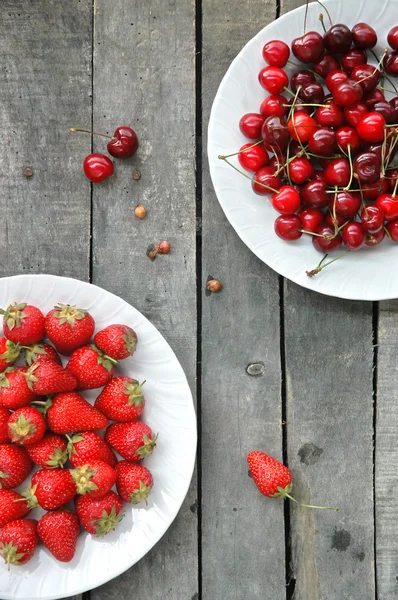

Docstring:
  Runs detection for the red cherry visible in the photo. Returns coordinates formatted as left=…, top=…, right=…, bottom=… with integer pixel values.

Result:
left=376, top=193, right=398, bottom=221
left=238, top=143, right=269, bottom=172
left=298, top=207, right=323, bottom=232
left=326, top=69, right=349, bottom=92
left=288, top=157, right=314, bottom=184
left=262, top=41, right=290, bottom=67
left=360, top=206, right=384, bottom=232
left=324, top=158, right=350, bottom=187
left=290, top=70, right=315, bottom=94
left=351, top=23, right=377, bottom=49
left=292, top=31, right=324, bottom=64
left=315, top=102, right=344, bottom=128
left=384, top=52, right=398, bottom=76
left=385, top=168, right=398, bottom=192
left=252, top=167, right=282, bottom=195
left=308, top=127, right=336, bottom=157
left=285, top=98, right=312, bottom=115
left=373, top=100, right=397, bottom=124
left=330, top=191, right=361, bottom=218
left=287, top=112, right=317, bottom=142
left=312, top=169, right=328, bottom=184
left=387, top=219, right=398, bottom=241
left=351, top=64, right=381, bottom=93
left=83, top=154, right=114, bottom=183
left=366, top=228, right=385, bottom=246
left=107, top=126, right=138, bottom=158
left=344, top=102, right=368, bottom=127
left=274, top=215, right=302, bottom=240
left=332, top=79, right=363, bottom=107
left=361, top=178, right=389, bottom=200
left=341, top=49, right=367, bottom=75
left=271, top=186, right=301, bottom=215
left=301, top=179, right=329, bottom=208
left=388, top=26, right=398, bottom=51
left=258, top=67, right=289, bottom=95
left=269, top=155, right=286, bottom=176
left=312, top=224, right=342, bottom=253
left=239, top=113, right=265, bottom=139
left=324, top=24, right=352, bottom=54
left=353, top=151, right=381, bottom=184
left=324, top=212, right=347, bottom=229
left=262, top=115, right=290, bottom=150
left=363, top=88, right=386, bottom=110
left=342, top=221, right=366, bottom=250
left=298, top=82, right=325, bottom=105
left=356, top=112, right=386, bottom=143
left=313, top=54, right=340, bottom=78
left=335, top=126, right=361, bottom=154
left=260, top=95, right=288, bottom=118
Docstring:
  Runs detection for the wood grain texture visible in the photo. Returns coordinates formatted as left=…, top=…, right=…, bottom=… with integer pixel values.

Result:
left=201, top=1, right=286, bottom=598
left=0, top=0, right=92, bottom=280
left=90, top=1, right=197, bottom=599
left=376, top=300, right=398, bottom=600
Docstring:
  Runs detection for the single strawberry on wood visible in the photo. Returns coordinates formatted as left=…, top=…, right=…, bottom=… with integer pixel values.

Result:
left=94, top=324, right=138, bottom=360
left=0, top=519, right=38, bottom=568
left=0, top=368, right=39, bottom=410
left=0, top=338, right=20, bottom=373
left=0, top=490, right=31, bottom=528
left=44, top=304, right=95, bottom=355
left=23, top=468, right=77, bottom=510
left=67, top=431, right=117, bottom=468
left=0, top=444, right=33, bottom=489
left=0, top=303, right=45, bottom=345
left=47, top=392, right=108, bottom=434
left=37, top=510, right=80, bottom=562
left=116, top=461, right=153, bottom=505
left=105, top=421, right=157, bottom=462
left=94, top=376, right=145, bottom=422
left=23, top=342, right=61, bottom=366
left=26, top=433, right=68, bottom=468
left=66, top=345, right=117, bottom=390
left=0, top=406, right=11, bottom=443
left=71, top=459, right=117, bottom=498
left=23, top=361, right=77, bottom=395
left=75, top=490, right=124, bottom=536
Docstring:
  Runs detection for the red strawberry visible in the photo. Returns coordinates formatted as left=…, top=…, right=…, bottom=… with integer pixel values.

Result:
left=66, top=345, right=117, bottom=390
left=0, top=519, right=38, bottom=568
left=24, top=468, right=77, bottom=510
left=67, top=431, right=117, bottom=468
left=95, top=376, right=145, bottom=422
left=0, top=490, right=31, bottom=527
left=44, top=304, right=95, bottom=355
left=94, top=324, right=138, bottom=360
left=75, top=490, right=124, bottom=536
left=47, top=392, right=108, bottom=434
left=0, top=338, right=20, bottom=372
left=26, top=433, right=68, bottom=468
left=7, top=406, right=46, bottom=445
left=23, top=361, right=77, bottom=395
left=71, top=459, right=117, bottom=498
left=1, top=303, right=45, bottom=345
left=0, top=444, right=33, bottom=489
left=23, top=342, right=61, bottom=366
left=37, top=510, right=80, bottom=562
left=247, top=452, right=292, bottom=498
left=0, top=367, right=38, bottom=409
left=116, top=461, right=153, bottom=504
left=105, top=421, right=157, bottom=462
left=0, top=406, right=11, bottom=443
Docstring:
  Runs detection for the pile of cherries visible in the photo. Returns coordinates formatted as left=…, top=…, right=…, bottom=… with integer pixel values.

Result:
left=226, top=20, right=398, bottom=260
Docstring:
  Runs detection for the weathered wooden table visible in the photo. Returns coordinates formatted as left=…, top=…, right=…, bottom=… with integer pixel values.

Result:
left=1, top=0, right=397, bottom=599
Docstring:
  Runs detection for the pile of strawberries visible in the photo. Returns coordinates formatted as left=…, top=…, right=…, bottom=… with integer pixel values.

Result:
left=0, top=302, right=155, bottom=567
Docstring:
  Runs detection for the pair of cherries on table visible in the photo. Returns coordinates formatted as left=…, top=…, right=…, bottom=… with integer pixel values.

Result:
left=70, top=126, right=139, bottom=183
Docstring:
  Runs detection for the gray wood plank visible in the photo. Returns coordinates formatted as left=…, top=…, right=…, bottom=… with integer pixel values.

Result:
left=376, top=300, right=398, bottom=600
left=201, top=1, right=286, bottom=598
left=0, top=0, right=92, bottom=280
left=90, top=1, right=197, bottom=599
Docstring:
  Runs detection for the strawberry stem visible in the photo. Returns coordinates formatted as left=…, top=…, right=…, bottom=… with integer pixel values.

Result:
left=285, top=492, right=339, bottom=510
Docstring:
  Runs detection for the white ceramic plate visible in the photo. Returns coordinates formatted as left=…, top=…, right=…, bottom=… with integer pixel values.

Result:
left=0, top=274, right=197, bottom=600
left=208, top=0, right=398, bottom=301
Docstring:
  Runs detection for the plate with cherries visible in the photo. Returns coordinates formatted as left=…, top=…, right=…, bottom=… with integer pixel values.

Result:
left=208, top=0, right=398, bottom=300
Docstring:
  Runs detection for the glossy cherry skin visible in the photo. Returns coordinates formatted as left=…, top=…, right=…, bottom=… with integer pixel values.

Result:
left=238, top=143, right=269, bottom=172
left=292, top=31, right=324, bottom=63
left=376, top=194, right=398, bottom=221
left=258, top=67, right=289, bottom=94
left=252, top=167, right=282, bottom=195
left=388, top=26, right=398, bottom=51
left=342, top=221, right=366, bottom=250
left=287, top=113, right=317, bottom=143
left=324, top=158, right=350, bottom=187
left=330, top=191, right=361, bottom=218
left=363, top=88, right=385, bottom=110
left=324, top=212, right=347, bottom=229
left=239, top=113, right=265, bottom=139
left=107, top=126, right=138, bottom=158
left=326, top=69, right=348, bottom=92
left=299, top=82, right=325, bottom=105
left=386, top=219, right=398, bottom=241
left=313, top=54, right=339, bottom=78
left=390, top=96, right=398, bottom=114
left=361, top=178, right=389, bottom=200
left=312, top=169, right=328, bottom=184
left=324, top=24, right=352, bottom=54
left=298, top=207, right=323, bottom=232
left=301, top=179, right=329, bottom=208
left=274, top=214, right=302, bottom=240
left=290, top=70, right=315, bottom=94
left=315, top=102, right=344, bottom=128
left=332, top=80, right=363, bottom=107
left=313, top=224, right=342, bottom=253
left=384, top=52, right=398, bottom=76
left=271, top=186, right=301, bottom=215
left=360, top=206, right=384, bottom=232
left=341, top=49, right=367, bottom=75
left=356, top=112, right=386, bottom=143
left=262, top=40, right=290, bottom=67
left=261, top=115, right=290, bottom=151
left=336, top=126, right=361, bottom=154
left=285, top=98, right=312, bottom=115
left=260, top=95, right=288, bottom=118
left=288, top=157, right=314, bottom=184
left=351, top=23, right=377, bottom=49
left=308, top=127, right=337, bottom=157
left=373, top=100, right=397, bottom=124
left=365, top=228, right=385, bottom=246
left=351, top=64, right=381, bottom=93
left=385, top=168, right=398, bottom=192
left=353, top=151, right=381, bottom=184
left=344, top=102, right=368, bottom=127
left=83, top=154, right=114, bottom=183
left=269, top=155, right=286, bottom=176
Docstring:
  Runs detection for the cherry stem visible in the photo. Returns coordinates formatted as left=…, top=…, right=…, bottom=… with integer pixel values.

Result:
left=287, top=85, right=302, bottom=121
left=304, top=0, right=309, bottom=33
left=376, top=85, right=397, bottom=95
left=218, top=156, right=279, bottom=193
left=383, top=135, right=398, bottom=175
left=316, top=1, right=333, bottom=26
left=283, top=86, right=296, bottom=98
left=219, top=139, right=263, bottom=160
left=283, top=103, right=330, bottom=109
left=384, top=225, right=392, bottom=240
left=70, top=127, right=116, bottom=140
left=306, top=251, right=351, bottom=277
left=286, top=142, right=293, bottom=185
left=353, top=49, right=388, bottom=87
left=357, top=181, right=368, bottom=216
left=370, top=50, right=398, bottom=94
left=284, top=492, right=338, bottom=511
left=308, top=152, right=342, bottom=159
left=392, top=176, right=398, bottom=197
left=300, top=229, right=328, bottom=238
left=318, top=13, right=327, bottom=33
left=343, top=145, right=353, bottom=191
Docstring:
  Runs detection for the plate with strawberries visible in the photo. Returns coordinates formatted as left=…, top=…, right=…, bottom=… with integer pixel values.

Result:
left=0, top=274, right=196, bottom=600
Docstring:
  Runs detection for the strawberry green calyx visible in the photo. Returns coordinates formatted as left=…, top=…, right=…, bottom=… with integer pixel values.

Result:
left=31, top=397, right=53, bottom=416
left=8, top=415, right=37, bottom=443
left=23, top=344, right=47, bottom=366
left=90, top=345, right=118, bottom=373
left=66, top=433, right=83, bottom=458
left=129, top=480, right=152, bottom=505
left=136, top=433, right=158, bottom=459
left=53, top=304, right=88, bottom=329
left=93, top=504, right=125, bottom=536
left=23, top=364, right=39, bottom=391
left=122, top=328, right=137, bottom=356
left=0, top=368, right=14, bottom=389
left=0, top=341, right=20, bottom=364
left=46, top=447, right=68, bottom=468
left=20, top=484, right=39, bottom=509
left=71, top=465, right=99, bottom=495
left=0, top=541, right=25, bottom=569
left=0, top=303, right=27, bottom=330
left=122, top=380, right=145, bottom=407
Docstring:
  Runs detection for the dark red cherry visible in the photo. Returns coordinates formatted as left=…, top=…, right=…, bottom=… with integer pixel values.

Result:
left=390, top=96, right=398, bottom=114
left=353, top=151, right=381, bottom=184
left=258, top=67, right=289, bottom=94
left=324, top=212, right=347, bottom=229
left=344, top=102, right=368, bottom=127
left=238, top=143, right=269, bottom=172
left=290, top=70, right=315, bottom=94
left=360, top=205, right=384, bottom=232
left=298, top=206, right=324, bottom=232
left=342, top=221, right=366, bottom=250
left=312, top=169, right=328, bottom=184
left=385, top=168, right=398, bottom=192
left=388, top=26, right=398, bottom=51
left=363, top=88, right=385, bottom=110
left=356, top=112, right=386, bottom=143
left=324, top=24, right=352, bottom=54
left=326, top=69, right=349, bottom=92
left=351, top=23, right=377, bottom=49
left=336, top=126, right=361, bottom=154
left=366, top=228, right=385, bottom=246
left=312, top=224, right=342, bottom=253
left=274, top=215, right=302, bottom=240
left=252, top=166, right=282, bottom=195
left=384, top=52, right=398, bottom=76
left=107, top=126, right=139, bottom=158
left=299, top=82, right=325, bottom=105
left=387, top=219, right=398, bottom=241
left=261, top=115, right=290, bottom=151
left=351, top=64, right=381, bottom=93
left=288, top=157, right=314, bottom=184
left=292, top=31, right=324, bottom=63
left=332, top=80, right=363, bottom=107
left=260, top=95, right=288, bottom=118
left=239, top=113, right=265, bottom=139
left=376, top=193, right=398, bottom=221
left=330, top=191, right=361, bottom=218
left=289, top=140, right=303, bottom=156
left=316, top=102, right=344, bottom=128
left=313, top=54, right=340, bottom=78
left=271, top=186, right=301, bottom=215
left=308, top=127, right=337, bottom=157
left=262, top=40, right=290, bottom=67
left=341, top=49, right=367, bottom=75
left=373, top=100, right=397, bottom=124
left=285, top=98, right=312, bottom=115
left=287, top=112, right=318, bottom=143
left=301, top=179, right=329, bottom=208
left=361, top=178, right=389, bottom=200
left=324, top=158, right=351, bottom=187
left=269, top=155, right=286, bottom=176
